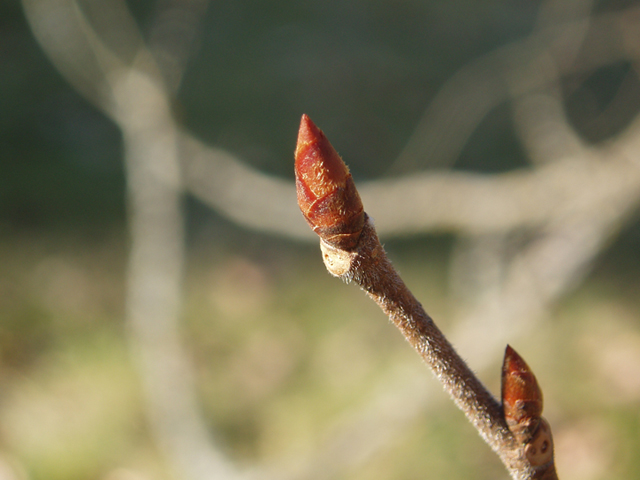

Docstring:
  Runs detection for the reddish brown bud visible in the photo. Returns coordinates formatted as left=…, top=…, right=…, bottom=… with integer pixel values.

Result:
left=502, top=345, right=543, bottom=439
left=294, top=114, right=365, bottom=250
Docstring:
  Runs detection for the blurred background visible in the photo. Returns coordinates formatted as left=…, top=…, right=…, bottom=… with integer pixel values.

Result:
left=2, top=0, right=640, bottom=479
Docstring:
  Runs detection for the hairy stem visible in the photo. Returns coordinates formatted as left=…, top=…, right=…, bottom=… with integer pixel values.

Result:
left=320, top=217, right=558, bottom=480
left=322, top=219, right=507, bottom=445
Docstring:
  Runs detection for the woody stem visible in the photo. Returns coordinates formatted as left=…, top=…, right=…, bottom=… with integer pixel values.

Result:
left=320, top=216, right=527, bottom=476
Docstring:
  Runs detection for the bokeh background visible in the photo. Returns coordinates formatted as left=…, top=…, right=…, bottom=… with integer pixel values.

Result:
left=2, top=1, right=640, bottom=479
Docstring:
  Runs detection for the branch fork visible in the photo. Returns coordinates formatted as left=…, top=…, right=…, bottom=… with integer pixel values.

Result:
left=294, top=114, right=558, bottom=480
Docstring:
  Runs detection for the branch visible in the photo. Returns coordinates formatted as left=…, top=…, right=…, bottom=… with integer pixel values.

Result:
left=294, top=114, right=558, bottom=480
left=22, top=2, right=243, bottom=479
left=118, top=69, right=241, bottom=480
left=387, top=4, right=636, bottom=173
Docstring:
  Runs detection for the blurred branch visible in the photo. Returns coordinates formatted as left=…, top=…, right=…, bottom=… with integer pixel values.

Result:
left=23, top=0, right=640, bottom=241
left=362, top=153, right=640, bottom=235
left=146, top=0, right=209, bottom=92
left=388, top=4, right=637, bottom=172
left=185, top=4, right=640, bottom=239
left=449, top=0, right=640, bottom=361
left=181, top=133, right=312, bottom=241
left=119, top=69, right=240, bottom=480
left=22, top=1, right=242, bottom=479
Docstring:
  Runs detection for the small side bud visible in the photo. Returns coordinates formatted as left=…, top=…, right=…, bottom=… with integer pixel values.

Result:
left=294, top=114, right=365, bottom=250
left=502, top=345, right=543, bottom=441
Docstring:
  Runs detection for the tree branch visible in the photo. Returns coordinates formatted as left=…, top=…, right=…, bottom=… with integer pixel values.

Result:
left=295, top=114, right=559, bottom=479
left=320, top=219, right=509, bottom=448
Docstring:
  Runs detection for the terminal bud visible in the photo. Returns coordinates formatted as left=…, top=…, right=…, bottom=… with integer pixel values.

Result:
left=295, top=114, right=364, bottom=250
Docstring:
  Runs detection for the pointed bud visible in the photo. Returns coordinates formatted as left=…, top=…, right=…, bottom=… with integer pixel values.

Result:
left=502, top=345, right=543, bottom=439
left=294, top=114, right=365, bottom=250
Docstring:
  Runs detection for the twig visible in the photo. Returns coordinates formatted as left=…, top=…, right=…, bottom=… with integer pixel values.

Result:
left=294, top=114, right=559, bottom=480
left=320, top=218, right=509, bottom=445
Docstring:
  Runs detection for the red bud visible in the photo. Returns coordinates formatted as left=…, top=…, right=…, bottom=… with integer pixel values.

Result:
left=294, top=114, right=364, bottom=250
left=502, top=345, right=543, bottom=434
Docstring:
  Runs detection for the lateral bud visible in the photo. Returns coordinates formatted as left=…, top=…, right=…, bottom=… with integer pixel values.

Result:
left=501, top=345, right=544, bottom=441
left=294, top=114, right=365, bottom=250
